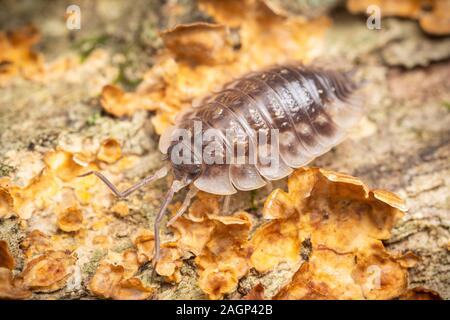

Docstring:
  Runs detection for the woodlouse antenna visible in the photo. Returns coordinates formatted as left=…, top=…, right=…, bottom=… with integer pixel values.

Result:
left=78, top=165, right=169, bottom=198
left=79, top=165, right=198, bottom=274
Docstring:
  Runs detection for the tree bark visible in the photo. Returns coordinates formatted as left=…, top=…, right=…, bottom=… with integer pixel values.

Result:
left=0, top=0, right=449, bottom=299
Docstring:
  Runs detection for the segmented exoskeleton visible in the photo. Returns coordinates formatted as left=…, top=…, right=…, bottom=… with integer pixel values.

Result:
left=81, top=64, right=364, bottom=265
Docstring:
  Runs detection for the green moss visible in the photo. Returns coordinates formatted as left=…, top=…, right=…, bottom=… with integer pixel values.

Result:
left=113, top=62, right=143, bottom=90
left=442, top=101, right=450, bottom=111
left=111, top=239, right=133, bottom=253
left=445, top=195, right=450, bottom=209
left=86, top=111, right=102, bottom=127
left=247, top=190, right=259, bottom=213
left=0, top=163, right=15, bottom=177
left=81, top=248, right=107, bottom=276
left=74, top=35, right=110, bottom=62
left=0, top=219, right=24, bottom=269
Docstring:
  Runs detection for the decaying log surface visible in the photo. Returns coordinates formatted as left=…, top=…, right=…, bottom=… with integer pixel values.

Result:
left=0, top=1, right=449, bottom=299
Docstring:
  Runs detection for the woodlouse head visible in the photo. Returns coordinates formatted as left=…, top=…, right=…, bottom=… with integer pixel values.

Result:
left=171, top=161, right=202, bottom=184
left=166, top=143, right=203, bottom=184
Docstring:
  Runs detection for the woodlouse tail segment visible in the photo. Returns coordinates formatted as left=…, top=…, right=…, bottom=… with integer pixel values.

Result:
left=311, top=68, right=366, bottom=132
left=77, top=165, right=169, bottom=198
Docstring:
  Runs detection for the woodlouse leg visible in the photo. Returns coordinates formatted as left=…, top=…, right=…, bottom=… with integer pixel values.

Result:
left=265, top=180, right=274, bottom=193
left=77, top=166, right=168, bottom=198
left=222, top=195, right=231, bottom=214
left=167, top=186, right=198, bottom=226
left=152, top=185, right=176, bottom=268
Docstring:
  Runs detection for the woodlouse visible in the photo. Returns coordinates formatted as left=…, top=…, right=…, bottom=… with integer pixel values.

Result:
left=81, top=64, right=365, bottom=264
